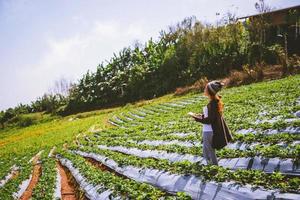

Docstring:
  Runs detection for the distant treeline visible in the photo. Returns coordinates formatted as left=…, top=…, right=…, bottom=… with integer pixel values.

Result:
left=1, top=2, right=298, bottom=127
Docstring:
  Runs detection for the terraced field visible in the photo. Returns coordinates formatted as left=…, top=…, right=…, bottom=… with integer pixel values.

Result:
left=0, top=75, right=300, bottom=199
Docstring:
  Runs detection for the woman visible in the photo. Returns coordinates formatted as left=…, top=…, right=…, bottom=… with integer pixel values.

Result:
left=191, top=81, right=233, bottom=165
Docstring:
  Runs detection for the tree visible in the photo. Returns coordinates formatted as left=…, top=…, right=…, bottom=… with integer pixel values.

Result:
left=1, top=108, right=16, bottom=127
left=49, top=77, right=72, bottom=97
left=0, top=111, right=5, bottom=129
left=247, top=0, right=273, bottom=65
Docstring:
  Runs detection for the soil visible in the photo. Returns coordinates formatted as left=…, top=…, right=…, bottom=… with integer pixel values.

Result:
left=57, top=162, right=78, bottom=200
left=19, top=163, right=42, bottom=200
left=85, top=157, right=128, bottom=179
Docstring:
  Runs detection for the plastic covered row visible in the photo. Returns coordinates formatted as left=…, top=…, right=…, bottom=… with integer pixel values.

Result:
left=98, top=145, right=300, bottom=176
left=74, top=150, right=300, bottom=200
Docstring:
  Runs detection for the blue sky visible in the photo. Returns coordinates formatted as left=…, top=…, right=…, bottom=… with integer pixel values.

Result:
left=0, top=0, right=299, bottom=111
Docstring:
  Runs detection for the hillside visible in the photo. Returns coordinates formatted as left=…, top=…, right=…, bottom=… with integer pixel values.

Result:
left=0, top=74, right=299, bottom=199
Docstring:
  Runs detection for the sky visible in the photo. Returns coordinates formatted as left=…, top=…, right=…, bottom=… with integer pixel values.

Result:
left=0, top=0, right=299, bottom=111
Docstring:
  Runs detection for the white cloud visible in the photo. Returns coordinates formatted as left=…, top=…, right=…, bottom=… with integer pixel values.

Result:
left=2, top=20, right=154, bottom=109
left=38, top=20, right=151, bottom=79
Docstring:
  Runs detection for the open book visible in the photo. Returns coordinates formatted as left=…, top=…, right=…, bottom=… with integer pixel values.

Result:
left=188, top=112, right=202, bottom=120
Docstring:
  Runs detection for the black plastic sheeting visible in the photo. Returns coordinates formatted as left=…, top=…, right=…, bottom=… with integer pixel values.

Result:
left=98, top=145, right=300, bottom=176
left=74, top=150, right=300, bottom=200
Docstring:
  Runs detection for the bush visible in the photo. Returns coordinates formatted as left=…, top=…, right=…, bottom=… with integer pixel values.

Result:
left=243, top=64, right=264, bottom=81
left=5, top=113, right=44, bottom=128
left=226, top=70, right=251, bottom=86
left=17, top=116, right=36, bottom=127
left=289, top=54, right=300, bottom=73
left=263, top=45, right=281, bottom=65
left=226, top=64, right=264, bottom=87
left=266, top=44, right=285, bottom=65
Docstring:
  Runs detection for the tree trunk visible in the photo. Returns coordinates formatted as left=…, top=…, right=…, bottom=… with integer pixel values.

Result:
left=281, top=34, right=289, bottom=77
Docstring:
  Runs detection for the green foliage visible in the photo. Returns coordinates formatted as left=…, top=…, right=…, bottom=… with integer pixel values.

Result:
left=61, top=16, right=255, bottom=115
left=30, top=94, right=67, bottom=114
left=31, top=153, right=57, bottom=200
left=58, top=11, right=291, bottom=115
left=0, top=155, right=34, bottom=200
left=60, top=151, right=181, bottom=199
left=15, top=115, right=36, bottom=127
left=0, top=95, right=66, bottom=129
left=0, top=74, right=300, bottom=198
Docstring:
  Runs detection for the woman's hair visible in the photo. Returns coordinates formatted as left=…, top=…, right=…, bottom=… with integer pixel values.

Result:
left=206, top=85, right=224, bottom=115
left=214, top=94, right=224, bottom=115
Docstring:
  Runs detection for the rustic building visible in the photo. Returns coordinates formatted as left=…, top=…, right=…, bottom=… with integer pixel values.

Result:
left=238, top=5, right=300, bottom=55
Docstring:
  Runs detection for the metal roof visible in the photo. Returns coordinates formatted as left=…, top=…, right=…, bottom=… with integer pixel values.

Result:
left=238, top=4, right=300, bottom=20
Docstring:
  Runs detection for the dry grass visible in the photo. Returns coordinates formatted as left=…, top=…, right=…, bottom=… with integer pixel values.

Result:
left=174, top=62, right=300, bottom=95
left=174, top=77, right=208, bottom=96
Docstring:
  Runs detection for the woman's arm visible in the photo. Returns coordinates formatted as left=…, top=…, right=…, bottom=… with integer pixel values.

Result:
left=196, top=100, right=218, bottom=124
left=192, top=114, right=203, bottom=121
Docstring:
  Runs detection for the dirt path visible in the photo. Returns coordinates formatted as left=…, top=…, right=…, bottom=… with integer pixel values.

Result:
left=20, top=159, right=42, bottom=200
left=57, top=162, right=77, bottom=200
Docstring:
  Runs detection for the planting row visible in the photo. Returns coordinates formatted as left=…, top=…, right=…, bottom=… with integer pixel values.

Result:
left=96, top=144, right=300, bottom=176
left=70, top=145, right=300, bottom=196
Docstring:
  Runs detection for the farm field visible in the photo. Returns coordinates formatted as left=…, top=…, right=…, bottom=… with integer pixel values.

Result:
left=0, top=74, right=300, bottom=199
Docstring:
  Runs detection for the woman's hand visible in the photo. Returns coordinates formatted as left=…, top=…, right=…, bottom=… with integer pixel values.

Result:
left=188, top=112, right=204, bottom=121
left=192, top=113, right=203, bottom=120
